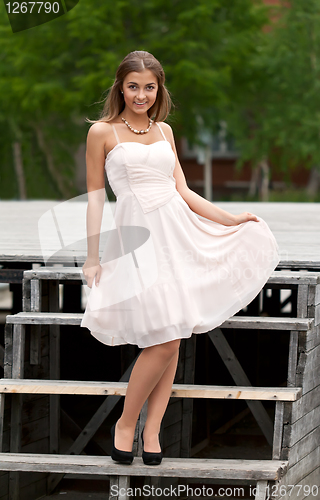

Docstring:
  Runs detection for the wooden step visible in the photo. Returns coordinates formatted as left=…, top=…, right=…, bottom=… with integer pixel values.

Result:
left=23, top=267, right=320, bottom=285
left=5, top=311, right=314, bottom=331
left=0, top=453, right=288, bottom=480
left=268, top=270, right=320, bottom=285
left=0, top=379, right=302, bottom=401
left=24, top=267, right=83, bottom=281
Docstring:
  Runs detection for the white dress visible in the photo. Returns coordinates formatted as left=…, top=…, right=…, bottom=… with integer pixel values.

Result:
left=81, top=122, right=280, bottom=348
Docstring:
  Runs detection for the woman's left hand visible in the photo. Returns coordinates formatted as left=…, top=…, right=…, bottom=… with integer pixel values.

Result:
left=234, top=212, right=259, bottom=225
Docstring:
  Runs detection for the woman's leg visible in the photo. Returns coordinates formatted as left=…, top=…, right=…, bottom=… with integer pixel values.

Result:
left=142, top=347, right=180, bottom=452
left=114, top=338, right=181, bottom=451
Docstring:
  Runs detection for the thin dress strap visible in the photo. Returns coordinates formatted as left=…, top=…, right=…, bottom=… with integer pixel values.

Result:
left=156, top=122, right=167, bottom=141
left=112, top=124, right=121, bottom=144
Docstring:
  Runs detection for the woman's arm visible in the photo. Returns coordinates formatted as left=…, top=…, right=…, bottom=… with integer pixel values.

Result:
left=82, top=123, right=109, bottom=287
left=162, top=123, right=259, bottom=226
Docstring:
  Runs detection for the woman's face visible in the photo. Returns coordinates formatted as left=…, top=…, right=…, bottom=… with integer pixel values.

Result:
left=122, top=69, right=158, bottom=116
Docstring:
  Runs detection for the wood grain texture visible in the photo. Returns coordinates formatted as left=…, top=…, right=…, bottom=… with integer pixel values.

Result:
left=0, top=379, right=302, bottom=401
left=0, top=453, right=289, bottom=480
left=0, top=200, right=319, bottom=268
left=5, top=312, right=314, bottom=330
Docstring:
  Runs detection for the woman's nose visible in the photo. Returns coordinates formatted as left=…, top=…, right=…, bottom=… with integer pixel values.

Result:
left=137, top=89, right=146, bottom=100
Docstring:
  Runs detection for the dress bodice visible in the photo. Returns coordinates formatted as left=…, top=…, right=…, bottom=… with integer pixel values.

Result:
left=105, top=139, right=178, bottom=214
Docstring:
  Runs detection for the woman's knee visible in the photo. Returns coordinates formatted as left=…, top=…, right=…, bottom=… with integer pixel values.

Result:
left=157, top=338, right=181, bottom=358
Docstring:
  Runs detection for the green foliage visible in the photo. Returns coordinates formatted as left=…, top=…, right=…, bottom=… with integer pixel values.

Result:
left=1, top=0, right=317, bottom=199
left=226, top=0, right=320, bottom=173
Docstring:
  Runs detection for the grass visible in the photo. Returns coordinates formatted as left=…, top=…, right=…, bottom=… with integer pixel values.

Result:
left=222, top=188, right=320, bottom=203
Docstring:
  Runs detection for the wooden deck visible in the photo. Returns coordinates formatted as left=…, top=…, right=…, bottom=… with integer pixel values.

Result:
left=0, top=200, right=319, bottom=268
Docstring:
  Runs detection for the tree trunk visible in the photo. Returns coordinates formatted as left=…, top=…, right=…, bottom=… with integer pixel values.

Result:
left=248, top=158, right=269, bottom=201
left=204, top=143, right=212, bottom=201
left=34, top=125, right=70, bottom=199
left=12, top=141, right=27, bottom=200
left=306, top=165, right=320, bottom=198
left=259, top=157, right=270, bottom=202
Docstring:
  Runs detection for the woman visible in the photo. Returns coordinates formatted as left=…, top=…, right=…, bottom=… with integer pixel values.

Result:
left=81, top=50, right=280, bottom=466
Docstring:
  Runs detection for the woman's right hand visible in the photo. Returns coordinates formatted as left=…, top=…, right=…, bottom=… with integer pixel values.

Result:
left=82, top=259, right=102, bottom=288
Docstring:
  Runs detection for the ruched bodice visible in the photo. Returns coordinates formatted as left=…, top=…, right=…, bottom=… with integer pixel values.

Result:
left=105, top=140, right=177, bottom=214
left=81, top=122, right=280, bottom=348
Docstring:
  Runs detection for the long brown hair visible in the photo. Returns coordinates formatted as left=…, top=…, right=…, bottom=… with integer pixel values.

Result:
left=86, top=51, right=172, bottom=124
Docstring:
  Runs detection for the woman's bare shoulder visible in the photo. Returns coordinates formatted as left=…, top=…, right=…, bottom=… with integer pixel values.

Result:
left=158, top=121, right=172, bottom=132
left=158, top=121, right=173, bottom=139
left=87, top=121, right=113, bottom=138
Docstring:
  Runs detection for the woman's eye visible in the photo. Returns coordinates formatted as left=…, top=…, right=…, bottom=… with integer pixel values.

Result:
left=147, top=86, right=155, bottom=90
left=128, top=85, right=136, bottom=89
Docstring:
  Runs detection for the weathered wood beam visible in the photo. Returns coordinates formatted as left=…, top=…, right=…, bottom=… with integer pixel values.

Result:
left=0, top=379, right=302, bottom=401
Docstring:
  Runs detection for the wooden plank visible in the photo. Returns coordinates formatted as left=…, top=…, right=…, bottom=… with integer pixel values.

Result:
left=30, top=279, right=40, bottom=312
left=6, top=312, right=83, bottom=325
left=0, top=395, right=4, bottom=452
left=208, top=329, right=274, bottom=446
left=0, top=345, right=4, bottom=370
left=297, top=285, right=309, bottom=318
left=272, top=401, right=284, bottom=460
left=291, top=384, right=320, bottom=423
left=0, top=379, right=302, bottom=401
left=5, top=312, right=315, bottom=330
left=298, top=324, right=320, bottom=352
left=268, top=271, right=320, bottom=286
left=287, top=331, right=299, bottom=387
left=15, top=269, right=320, bottom=286
left=12, top=324, right=25, bottom=379
left=280, top=446, right=320, bottom=487
left=24, top=267, right=83, bottom=281
left=283, top=405, right=320, bottom=448
left=22, top=276, right=31, bottom=312
left=315, top=303, right=320, bottom=326
left=109, top=475, right=130, bottom=500
left=255, top=480, right=268, bottom=500
left=296, top=343, right=320, bottom=394
left=4, top=324, right=13, bottom=379
left=277, top=466, right=320, bottom=500
left=287, top=425, right=320, bottom=466
left=308, top=284, right=320, bottom=306
left=2, top=200, right=320, bottom=267
left=220, top=317, right=313, bottom=331
left=0, top=454, right=289, bottom=480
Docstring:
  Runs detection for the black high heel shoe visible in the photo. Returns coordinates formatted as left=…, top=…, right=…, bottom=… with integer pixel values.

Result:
left=110, top=422, right=133, bottom=465
left=141, top=427, right=163, bottom=466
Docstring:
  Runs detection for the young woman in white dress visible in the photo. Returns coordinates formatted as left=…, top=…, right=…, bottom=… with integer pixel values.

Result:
left=81, top=50, right=269, bottom=466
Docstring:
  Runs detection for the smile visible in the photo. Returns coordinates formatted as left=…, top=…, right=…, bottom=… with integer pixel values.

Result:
left=134, top=102, right=147, bottom=106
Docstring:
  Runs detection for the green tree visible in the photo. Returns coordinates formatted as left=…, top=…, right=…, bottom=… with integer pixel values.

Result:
left=0, top=0, right=268, bottom=199
left=224, top=0, right=320, bottom=200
